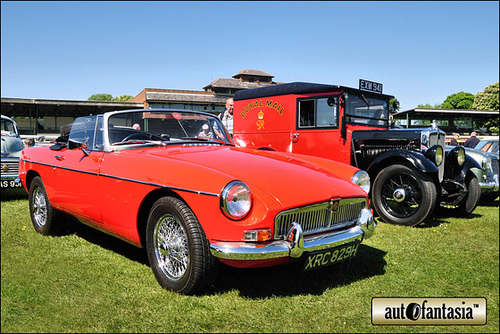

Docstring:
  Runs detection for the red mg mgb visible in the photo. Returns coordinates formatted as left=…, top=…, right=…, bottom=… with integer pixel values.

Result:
left=19, top=109, right=375, bottom=294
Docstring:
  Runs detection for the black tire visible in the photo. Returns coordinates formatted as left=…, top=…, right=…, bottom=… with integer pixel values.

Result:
left=28, top=176, right=60, bottom=235
left=146, top=196, right=217, bottom=294
left=372, top=164, right=437, bottom=226
left=440, top=173, right=481, bottom=217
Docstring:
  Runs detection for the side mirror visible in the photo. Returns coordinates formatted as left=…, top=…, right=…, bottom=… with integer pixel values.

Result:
left=68, top=139, right=90, bottom=156
left=327, top=96, right=338, bottom=107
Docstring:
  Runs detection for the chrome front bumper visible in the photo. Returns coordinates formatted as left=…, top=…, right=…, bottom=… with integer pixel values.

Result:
left=480, top=174, right=499, bottom=192
left=210, top=208, right=375, bottom=261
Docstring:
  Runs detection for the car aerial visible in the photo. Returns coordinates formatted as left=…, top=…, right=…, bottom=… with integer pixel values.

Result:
left=1, top=114, right=27, bottom=197
left=232, top=81, right=483, bottom=226
left=461, top=142, right=499, bottom=202
left=18, top=109, right=376, bottom=294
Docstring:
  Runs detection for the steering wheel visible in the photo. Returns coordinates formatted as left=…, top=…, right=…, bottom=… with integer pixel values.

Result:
left=121, top=133, right=152, bottom=142
left=122, top=132, right=168, bottom=142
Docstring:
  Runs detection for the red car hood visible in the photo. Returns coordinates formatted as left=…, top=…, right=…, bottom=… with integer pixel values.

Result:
left=147, top=145, right=365, bottom=209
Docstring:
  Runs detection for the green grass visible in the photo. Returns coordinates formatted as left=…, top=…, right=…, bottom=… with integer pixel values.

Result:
left=1, top=197, right=498, bottom=333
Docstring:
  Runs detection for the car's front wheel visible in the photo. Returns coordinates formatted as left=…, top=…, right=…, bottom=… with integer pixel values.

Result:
left=372, top=164, right=437, bottom=226
left=28, top=176, right=60, bottom=235
left=439, top=173, right=481, bottom=217
left=146, top=196, right=217, bottom=294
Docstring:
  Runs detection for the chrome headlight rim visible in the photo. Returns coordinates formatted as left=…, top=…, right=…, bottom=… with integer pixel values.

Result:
left=352, top=170, right=371, bottom=194
left=220, top=180, right=253, bottom=220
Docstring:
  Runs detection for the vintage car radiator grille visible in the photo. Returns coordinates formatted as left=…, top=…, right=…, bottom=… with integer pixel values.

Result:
left=492, top=158, right=499, bottom=176
left=1, top=161, right=19, bottom=175
left=361, top=144, right=417, bottom=162
left=274, top=198, right=366, bottom=239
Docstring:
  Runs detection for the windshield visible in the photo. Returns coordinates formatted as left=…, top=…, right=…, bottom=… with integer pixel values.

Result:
left=345, top=94, right=389, bottom=127
left=106, top=110, right=233, bottom=147
left=1, top=118, right=19, bottom=137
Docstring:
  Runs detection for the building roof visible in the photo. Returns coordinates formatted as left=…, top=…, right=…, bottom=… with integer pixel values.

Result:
left=233, top=69, right=274, bottom=78
left=145, top=90, right=227, bottom=104
left=393, top=108, right=499, bottom=119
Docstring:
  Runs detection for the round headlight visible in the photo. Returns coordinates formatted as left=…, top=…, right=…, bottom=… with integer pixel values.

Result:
left=424, top=145, right=443, bottom=166
left=457, top=147, right=465, bottom=167
left=352, top=170, right=371, bottom=194
left=221, top=181, right=252, bottom=220
left=447, top=146, right=466, bottom=167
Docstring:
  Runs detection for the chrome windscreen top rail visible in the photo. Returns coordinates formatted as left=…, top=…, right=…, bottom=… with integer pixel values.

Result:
left=274, top=198, right=367, bottom=239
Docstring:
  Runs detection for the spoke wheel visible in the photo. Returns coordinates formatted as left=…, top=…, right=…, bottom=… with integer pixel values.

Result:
left=153, top=213, right=189, bottom=280
left=28, top=176, right=60, bottom=235
left=146, top=196, right=217, bottom=294
left=372, top=164, right=437, bottom=226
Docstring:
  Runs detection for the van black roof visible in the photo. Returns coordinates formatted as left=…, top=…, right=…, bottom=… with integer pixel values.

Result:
left=233, top=82, right=394, bottom=101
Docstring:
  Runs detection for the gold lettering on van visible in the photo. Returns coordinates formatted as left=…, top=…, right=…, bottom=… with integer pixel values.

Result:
left=265, top=99, right=284, bottom=115
left=241, top=99, right=284, bottom=118
left=241, top=99, right=263, bottom=118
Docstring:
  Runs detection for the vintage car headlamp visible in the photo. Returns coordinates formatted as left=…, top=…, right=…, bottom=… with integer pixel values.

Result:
left=482, top=155, right=492, bottom=171
left=351, top=170, right=370, bottom=194
left=424, top=145, right=444, bottom=166
left=447, top=146, right=466, bottom=167
left=221, top=181, right=252, bottom=220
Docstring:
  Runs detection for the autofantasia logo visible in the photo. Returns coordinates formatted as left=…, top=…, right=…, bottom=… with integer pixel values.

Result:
left=372, top=298, right=487, bottom=325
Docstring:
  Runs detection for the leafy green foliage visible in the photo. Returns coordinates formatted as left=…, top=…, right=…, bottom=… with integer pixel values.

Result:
left=473, top=82, right=499, bottom=111
left=441, top=92, right=475, bottom=109
left=112, top=95, right=134, bottom=102
left=417, top=103, right=442, bottom=109
left=88, top=93, right=113, bottom=101
left=88, top=94, right=134, bottom=102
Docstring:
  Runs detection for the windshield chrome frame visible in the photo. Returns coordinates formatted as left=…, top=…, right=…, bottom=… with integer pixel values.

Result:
left=102, top=109, right=234, bottom=153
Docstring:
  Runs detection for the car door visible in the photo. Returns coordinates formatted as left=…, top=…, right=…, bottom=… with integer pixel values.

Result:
left=49, top=116, right=105, bottom=224
left=291, top=96, right=351, bottom=165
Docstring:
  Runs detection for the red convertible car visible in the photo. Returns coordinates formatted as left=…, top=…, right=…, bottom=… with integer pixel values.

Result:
left=19, top=109, right=375, bottom=294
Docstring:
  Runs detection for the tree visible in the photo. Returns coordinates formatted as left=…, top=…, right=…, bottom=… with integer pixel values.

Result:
left=88, top=94, right=113, bottom=101
left=441, top=92, right=475, bottom=109
left=473, top=82, right=499, bottom=111
left=417, top=103, right=442, bottom=109
left=473, top=82, right=499, bottom=133
left=112, top=95, right=134, bottom=102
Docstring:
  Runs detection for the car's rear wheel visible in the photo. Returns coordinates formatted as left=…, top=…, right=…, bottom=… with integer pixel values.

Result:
left=372, top=164, right=437, bottom=226
left=146, top=196, right=217, bottom=294
left=28, top=176, right=60, bottom=235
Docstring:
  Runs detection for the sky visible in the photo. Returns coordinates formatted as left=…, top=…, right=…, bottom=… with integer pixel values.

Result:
left=1, top=1, right=499, bottom=111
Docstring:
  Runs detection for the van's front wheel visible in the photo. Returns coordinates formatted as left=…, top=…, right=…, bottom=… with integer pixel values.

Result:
left=372, top=164, right=437, bottom=226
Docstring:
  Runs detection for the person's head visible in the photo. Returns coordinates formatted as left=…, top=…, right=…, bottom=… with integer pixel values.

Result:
left=471, top=131, right=477, bottom=137
left=133, top=123, right=141, bottom=130
left=202, top=124, right=209, bottom=133
left=454, top=133, right=460, bottom=139
left=226, top=98, right=234, bottom=115
left=24, top=138, right=35, bottom=147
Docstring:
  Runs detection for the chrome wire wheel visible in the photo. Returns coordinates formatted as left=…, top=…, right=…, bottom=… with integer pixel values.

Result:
left=153, top=214, right=189, bottom=280
left=32, top=186, right=48, bottom=228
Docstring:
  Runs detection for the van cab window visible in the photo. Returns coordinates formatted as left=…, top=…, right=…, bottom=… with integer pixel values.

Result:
left=298, top=97, right=338, bottom=129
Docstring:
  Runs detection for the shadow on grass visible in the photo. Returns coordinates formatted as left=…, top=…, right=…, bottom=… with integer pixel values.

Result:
left=208, top=244, right=387, bottom=298
left=55, top=214, right=387, bottom=298
left=56, top=213, right=149, bottom=266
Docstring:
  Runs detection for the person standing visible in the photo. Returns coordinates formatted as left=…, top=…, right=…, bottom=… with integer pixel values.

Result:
left=450, top=133, right=460, bottom=146
left=219, top=98, right=234, bottom=136
left=464, top=131, right=480, bottom=148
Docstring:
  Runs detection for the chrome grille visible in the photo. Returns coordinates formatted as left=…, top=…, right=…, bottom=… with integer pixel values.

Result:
left=1, top=161, right=20, bottom=176
left=274, top=198, right=366, bottom=238
left=492, top=158, right=499, bottom=176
